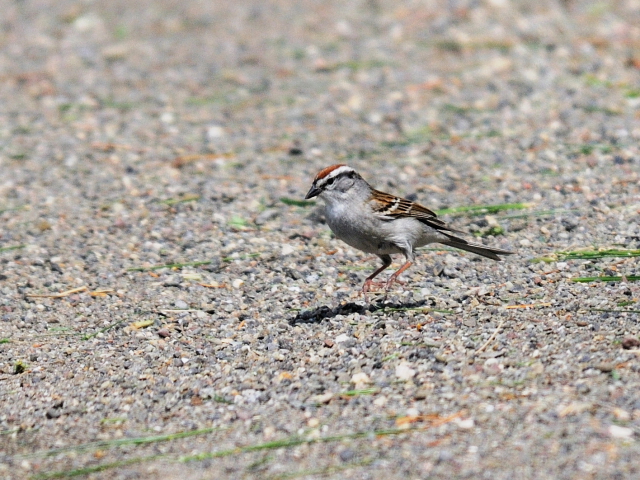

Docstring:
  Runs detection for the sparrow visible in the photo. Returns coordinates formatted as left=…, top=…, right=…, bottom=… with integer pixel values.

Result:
left=305, top=164, right=514, bottom=297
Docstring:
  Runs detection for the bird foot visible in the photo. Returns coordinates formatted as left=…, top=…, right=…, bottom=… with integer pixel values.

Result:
left=362, top=279, right=387, bottom=302
left=385, top=276, right=405, bottom=289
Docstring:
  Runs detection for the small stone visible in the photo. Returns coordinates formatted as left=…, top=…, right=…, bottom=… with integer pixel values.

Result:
left=160, top=112, right=175, bottom=124
left=528, top=361, right=544, bottom=377
left=575, top=383, right=590, bottom=395
left=607, top=425, right=633, bottom=439
left=232, top=279, right=244, bottom=289
left=437, top=450, right=453, bottom=463
left=174, top=300, right=188, bottom=309
left=255, top=209, right=279, bottom=225
left=310, top=392, right=333, bottom=404
left=236, top=409, right=252, bottom=421
left=339, top=448, right=355, bottom=462
left=207, top=125, right=225, bottom=139
left=163, top=276, right=182, bottom=287
left=406, top=407, right=420, bottom=417
left=157, top=328, right=171, bottom=338
left=281, top=244, right=295, bottom=256
left=434, top=353, right=448, bottom=364
left=455, top=417, right=475, bottom=429
left=414, top=388, right=431, bottom=400
left=612, top=408, right=631, bottom=421
left=45, top=409, right=62, bottom=419
left=463, top=318, right=477, bottom=327
left=621, top=337, right=640, bottom=349
left=373, top=396, right=387, bottom=407
left=395, top=361, right=416, bottom=381
left=335, top=334, right=350, bottom=344
left=102, top=43, right=129, bottom=60
left=351, top=372, right=371, bottom=388
left=483, top=358, right=502, bottom=375
left=595, top=363, right=615, bottom=373
left=576, top=320, right=589, bottom=327
left=324, top=339, right=334, bottom=348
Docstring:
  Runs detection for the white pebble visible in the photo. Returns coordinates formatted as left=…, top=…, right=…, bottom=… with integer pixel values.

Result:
left=455, top=418, right=475, bottom=429
left=351, top=372, right=370, bottom=387
left=608, top=425, right=633, bottom=439
left=207, top=125, right=225, bottom=139
left=395, top=361, right=416, bottom=381
left=232, top=279, right=244, bottom=289
left=335, top=333, right=350, bottom=343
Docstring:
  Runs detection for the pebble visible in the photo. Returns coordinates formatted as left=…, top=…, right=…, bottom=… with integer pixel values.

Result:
left=621, top=337, right=640, bottom=350
left=414, top=388, right=431, bottom=400
left=339, top=449, right=355, bottom=462
left=455, top=418, right=475, bottom=429
left=351, top=372, right=371, bottom=388
left=607, top=425, right=634, bottom=439
left=483, top=358, right=502, bottom=375
left=163, top=276, right=182, bottom=287
left=157, top=328, right=170, bottom=338
left=594, top=363, right=615, bottom=373
left=395, top=362, right=416, bottom=381
left=254, top=209, right=280, bottom=225
left=45, top=409, right=62, bottom=419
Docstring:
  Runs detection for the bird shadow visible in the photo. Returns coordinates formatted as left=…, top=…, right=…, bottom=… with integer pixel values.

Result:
left=289, top=298, right=433, bottom=325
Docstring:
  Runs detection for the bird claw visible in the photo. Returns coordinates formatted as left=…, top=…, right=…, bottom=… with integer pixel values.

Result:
left=362, top=280, right=387, bottom=303
left=385, top=276, right=405, bottom=289
left=362, top=277, right=407, bottom=303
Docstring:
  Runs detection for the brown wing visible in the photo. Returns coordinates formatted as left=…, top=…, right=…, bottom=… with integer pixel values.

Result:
left=370, top=189, right=462, bottom=233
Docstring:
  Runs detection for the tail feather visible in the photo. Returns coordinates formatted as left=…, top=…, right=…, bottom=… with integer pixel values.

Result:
left=440, top=234, right=514, bottom=261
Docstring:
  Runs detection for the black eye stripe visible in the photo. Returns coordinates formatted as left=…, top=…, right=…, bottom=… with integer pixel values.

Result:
left=326, top=177, right=335, bottom=185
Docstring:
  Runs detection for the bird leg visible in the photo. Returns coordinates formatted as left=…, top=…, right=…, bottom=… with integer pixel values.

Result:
left=385, top=261, right=413, bottom=289
left=362, top=255, right=392, bottom=301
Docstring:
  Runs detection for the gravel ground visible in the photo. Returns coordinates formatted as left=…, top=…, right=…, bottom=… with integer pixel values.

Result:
left=1, top=1, right=640, bottom=479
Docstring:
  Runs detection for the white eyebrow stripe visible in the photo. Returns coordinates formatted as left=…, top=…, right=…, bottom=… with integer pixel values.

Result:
left=324, top=165, right=354, bottom=179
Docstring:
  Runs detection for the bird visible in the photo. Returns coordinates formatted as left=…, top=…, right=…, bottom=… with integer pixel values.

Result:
left=305, top=164, right=514, bottom=297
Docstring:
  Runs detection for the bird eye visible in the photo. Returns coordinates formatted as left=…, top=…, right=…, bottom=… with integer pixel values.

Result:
left=326, top=178, right=335, bottom=185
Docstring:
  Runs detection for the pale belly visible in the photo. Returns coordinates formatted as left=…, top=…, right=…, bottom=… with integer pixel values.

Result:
left=326, top=211, right=405, bottom=255
left=325, top=203, right=445, bottom=255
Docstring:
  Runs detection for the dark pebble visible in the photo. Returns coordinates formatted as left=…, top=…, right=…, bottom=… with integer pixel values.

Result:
left=339, top=448, right=355, bottom=462
left=45, top=409, right=62, bottom=419
left=621, top=337, right=640, bottom=349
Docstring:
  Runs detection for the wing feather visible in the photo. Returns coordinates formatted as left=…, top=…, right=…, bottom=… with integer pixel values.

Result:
left=370, top=189, right=462, bottom=233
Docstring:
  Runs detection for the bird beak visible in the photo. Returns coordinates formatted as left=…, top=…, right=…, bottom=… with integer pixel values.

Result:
left=305, top=185, right=321, bottom=199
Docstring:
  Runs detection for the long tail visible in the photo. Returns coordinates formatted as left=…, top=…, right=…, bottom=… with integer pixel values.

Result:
left=440, top=234, right=514, bottom=261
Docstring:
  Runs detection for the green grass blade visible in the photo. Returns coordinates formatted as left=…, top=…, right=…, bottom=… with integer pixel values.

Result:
left=158, top=195, right=200, bottom=205
left=435, top=202, right=530, bottom=216
left=126, top=260, right=214, bottom=272
left=222, top=253, right=260, bottom=262
left=341, top=388, right=378, bottom=396
left=588, top=308, right=640, bottom=314
left=571, top=276, right=640, bottom=283
left=0, top=244, right=26, bottom=253
left=280, top=197, right=316, bottom=207
left=22, top=427, right=220, bottom=459
left=30, top=455, right=167, bottom=480
left=558, top=249, right=640, bottom=260
left=82, top=318, right=128, bottom=340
